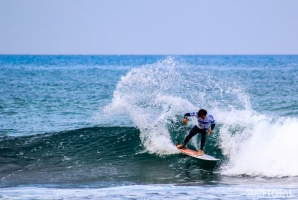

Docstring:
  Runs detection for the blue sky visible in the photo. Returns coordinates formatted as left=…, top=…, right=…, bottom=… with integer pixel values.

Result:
left=1, top=0, right=298, bottom=55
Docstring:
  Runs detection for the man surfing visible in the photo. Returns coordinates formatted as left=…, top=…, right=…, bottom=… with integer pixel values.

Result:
left=176, top=109, right=216, bottom=156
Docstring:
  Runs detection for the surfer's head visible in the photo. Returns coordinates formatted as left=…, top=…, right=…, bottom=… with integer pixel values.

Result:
left=198, top=109, right=207, bottom=119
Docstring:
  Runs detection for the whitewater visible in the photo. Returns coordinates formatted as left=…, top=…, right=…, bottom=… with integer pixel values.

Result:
left=104, top=57, right=298, bottom=177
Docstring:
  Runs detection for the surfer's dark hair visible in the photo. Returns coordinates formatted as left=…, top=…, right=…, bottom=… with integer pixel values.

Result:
left=198, top=109, right=207, bottom=117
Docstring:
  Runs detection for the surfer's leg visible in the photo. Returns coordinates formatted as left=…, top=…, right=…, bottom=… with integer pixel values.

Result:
left=183, top=125, right=200, bottom=145
left=199, top=129, right=207, bottom=150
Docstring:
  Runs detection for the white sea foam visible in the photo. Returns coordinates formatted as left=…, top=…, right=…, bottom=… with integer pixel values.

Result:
left=104, top=58, right=189, bottom=155
left=103, top=57, right=298, bottom=177
left=218, top=110, right=298, bottom=177
left=1, top=185, right=296, bottom=200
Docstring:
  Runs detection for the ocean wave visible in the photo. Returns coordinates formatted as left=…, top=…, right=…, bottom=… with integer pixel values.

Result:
left=0, top=126, right=221, bottom=187
left=102, top=57, right=298, bottom=177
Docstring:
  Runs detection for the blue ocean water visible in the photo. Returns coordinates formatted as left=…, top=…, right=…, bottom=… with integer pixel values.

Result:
left=0, top=55, right=298, bottom=199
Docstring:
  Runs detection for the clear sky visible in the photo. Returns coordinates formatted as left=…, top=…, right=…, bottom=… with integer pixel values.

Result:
left=1, top=0, right=298, bottom=55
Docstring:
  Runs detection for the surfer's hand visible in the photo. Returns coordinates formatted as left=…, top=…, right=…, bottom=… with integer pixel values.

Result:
left=208, top=129, right=213, bottom=135
left=182, top=118, right=188, bottom=124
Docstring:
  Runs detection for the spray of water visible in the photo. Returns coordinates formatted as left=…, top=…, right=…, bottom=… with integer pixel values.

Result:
left=103, top=57, right=298, bottom=177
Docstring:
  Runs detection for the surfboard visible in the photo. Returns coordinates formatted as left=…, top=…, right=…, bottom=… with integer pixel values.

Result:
left=176, top=145, right=219, bottom=161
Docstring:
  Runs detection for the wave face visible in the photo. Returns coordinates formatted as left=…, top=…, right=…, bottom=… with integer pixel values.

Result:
left=0, top=127, right=141, bottom=187
left=0, top=126, right=221, bottom=187
left=102, top=57, right=298, bottom=177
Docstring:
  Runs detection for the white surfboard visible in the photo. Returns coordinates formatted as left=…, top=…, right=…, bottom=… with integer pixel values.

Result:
left=176, top=145, right=219, bottom=161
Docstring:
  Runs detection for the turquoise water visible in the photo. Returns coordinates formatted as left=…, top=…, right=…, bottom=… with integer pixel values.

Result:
left=0, top=55, right=298, bottom=199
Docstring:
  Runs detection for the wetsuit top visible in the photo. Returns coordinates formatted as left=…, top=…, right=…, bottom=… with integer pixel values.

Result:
left=184, top=112, right=216, bottom=130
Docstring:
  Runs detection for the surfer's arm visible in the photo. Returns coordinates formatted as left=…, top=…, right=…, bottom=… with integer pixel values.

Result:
left=211, top=123, right=215, bottom=130
left=184, top=112, right=197, bottom=118
left=209, top=114, right=216, bottom=130
left=208, top=124, right=215, bottom=135
left=183, top=112, right=195, bottom=124
left=184, top=113, right=190, bottom=119
left=209, top=114, right=216, bottom=135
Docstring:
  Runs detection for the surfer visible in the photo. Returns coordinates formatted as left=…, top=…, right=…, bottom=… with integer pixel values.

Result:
left=176, top=109, right=215, bottom=156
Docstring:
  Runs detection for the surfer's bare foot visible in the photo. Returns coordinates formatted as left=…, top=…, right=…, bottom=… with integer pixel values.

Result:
left=198, top=150, right=204, bottom=156
left=176, top=144, right=185, bottom=148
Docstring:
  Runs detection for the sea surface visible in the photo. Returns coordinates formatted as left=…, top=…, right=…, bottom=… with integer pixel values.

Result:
left=0, top=55, right=298, bottom=199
